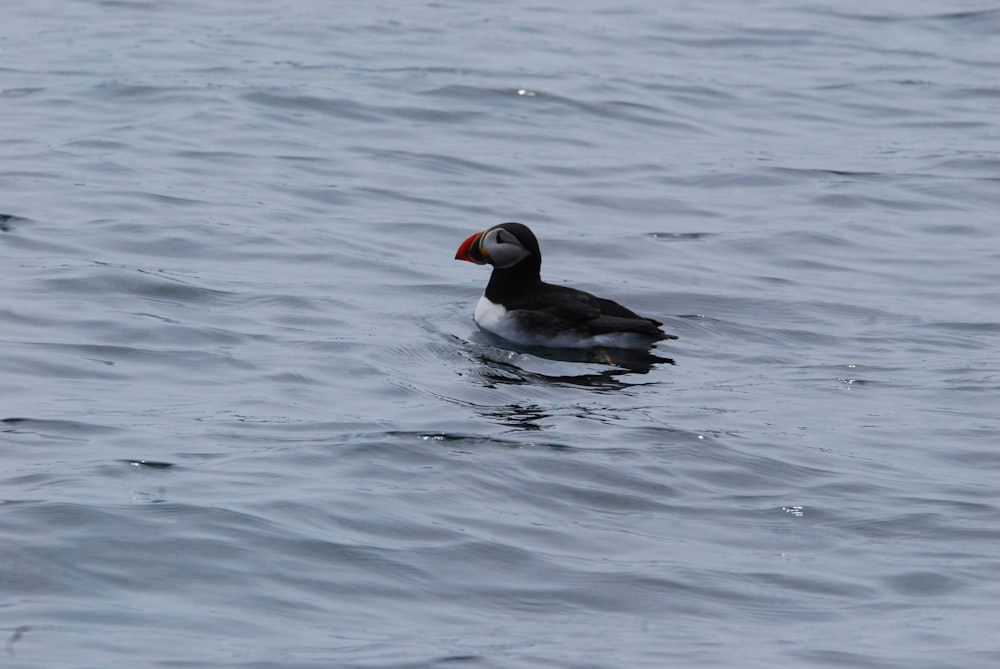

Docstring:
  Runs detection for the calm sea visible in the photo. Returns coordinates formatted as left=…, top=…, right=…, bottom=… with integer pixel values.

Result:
left=2, top=1, right=998, bottom=667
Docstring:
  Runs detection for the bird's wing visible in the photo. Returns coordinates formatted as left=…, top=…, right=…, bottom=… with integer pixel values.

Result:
left=508, top=286, right=673, bottom=339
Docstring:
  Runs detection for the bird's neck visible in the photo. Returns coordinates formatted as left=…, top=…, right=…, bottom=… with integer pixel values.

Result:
left=485, top=263, right=541, bottom=301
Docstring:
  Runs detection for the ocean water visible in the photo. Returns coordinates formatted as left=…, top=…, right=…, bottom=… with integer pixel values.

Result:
left=2, top=1, right=999, bottom=667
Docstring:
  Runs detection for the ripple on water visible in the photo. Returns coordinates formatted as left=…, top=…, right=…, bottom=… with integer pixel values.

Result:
left=38, top=262, right=233, bottom=304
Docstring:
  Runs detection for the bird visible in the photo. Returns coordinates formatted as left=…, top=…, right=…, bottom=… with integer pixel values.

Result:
left=455, top=222, right=677, bottom=350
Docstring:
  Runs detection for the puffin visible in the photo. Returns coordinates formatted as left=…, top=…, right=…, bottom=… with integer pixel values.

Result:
left=455, top=222, right=677, bottom=350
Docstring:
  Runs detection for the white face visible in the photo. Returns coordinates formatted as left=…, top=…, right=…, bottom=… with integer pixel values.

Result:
left=481, top=227, right=531, bottom=269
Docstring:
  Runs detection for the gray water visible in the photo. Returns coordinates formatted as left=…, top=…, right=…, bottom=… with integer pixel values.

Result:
left=2, top=1, right=999, bottom=667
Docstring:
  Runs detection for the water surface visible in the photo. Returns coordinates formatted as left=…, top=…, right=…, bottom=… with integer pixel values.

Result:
left=2, top=1, right=999, bottom=667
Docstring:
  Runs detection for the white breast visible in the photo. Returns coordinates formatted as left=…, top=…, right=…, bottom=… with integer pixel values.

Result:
left=473, top=296, right=513, bottom=337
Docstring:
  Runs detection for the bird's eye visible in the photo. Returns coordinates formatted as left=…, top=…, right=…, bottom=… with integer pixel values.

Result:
left=496, top=231, right=505, bottom=244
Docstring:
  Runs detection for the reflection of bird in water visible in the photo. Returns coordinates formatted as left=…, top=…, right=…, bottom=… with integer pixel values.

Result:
left=456, top=222, right=677, bottom=351
left=471, top=333, right=672, bottom=392
left=480, top=402, right=552, bottom=431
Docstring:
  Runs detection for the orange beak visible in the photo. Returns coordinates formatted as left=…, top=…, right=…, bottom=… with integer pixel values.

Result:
left=455, top=229, right=488, bottom=264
